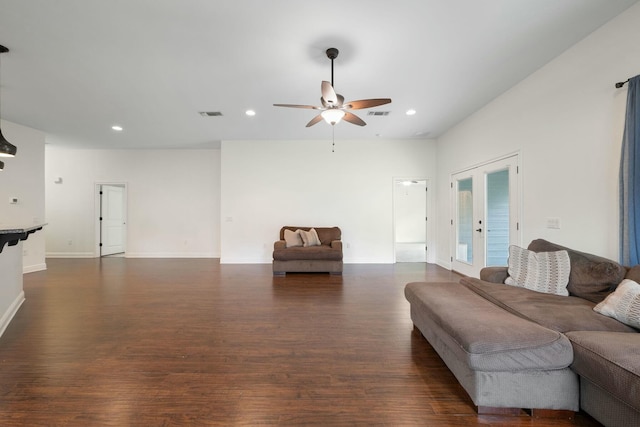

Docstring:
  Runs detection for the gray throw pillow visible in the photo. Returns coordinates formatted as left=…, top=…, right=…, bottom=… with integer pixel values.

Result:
left=505, top=245, right=570, bottom=296
left=594, top=279, right=640, bottom=329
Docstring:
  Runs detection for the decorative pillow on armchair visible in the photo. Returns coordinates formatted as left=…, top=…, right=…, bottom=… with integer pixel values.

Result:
left=299, top=228, right=321, bottom=247
left=284, top=229, right=303, bottom=248
left=505, top=245, right=571, bottom=296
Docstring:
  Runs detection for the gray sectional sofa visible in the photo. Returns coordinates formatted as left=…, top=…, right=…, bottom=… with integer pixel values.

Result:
left=405, top=239, right=639, bottom=426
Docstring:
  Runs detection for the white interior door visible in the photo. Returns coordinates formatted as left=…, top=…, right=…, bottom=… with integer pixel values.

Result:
left=451, top=156, right=519, bottom=277
left=100, top=184, right=126, bottom=256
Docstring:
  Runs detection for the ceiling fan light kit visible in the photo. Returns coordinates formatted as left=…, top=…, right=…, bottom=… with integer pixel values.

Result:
left=321, top=109, right=345, bottom=125
left=0, top=44, right=18, bottom=160
left=274, top=47, right=391, bottom=129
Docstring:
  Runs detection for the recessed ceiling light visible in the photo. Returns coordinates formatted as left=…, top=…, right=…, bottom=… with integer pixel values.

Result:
left=245, top=110, right=256, bottom=116
left=406, top=109, right=417, bottom=116
left=111, top=125, right=123, bottom=131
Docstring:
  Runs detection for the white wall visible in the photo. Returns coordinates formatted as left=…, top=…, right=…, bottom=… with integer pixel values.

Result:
left=45, top=147, right=220, bottom=258
left=435, top=3, right=640, bottom=268
left=0, top=119, right=45, bottom=337
left=0, top=120, right=46, bottom=272
left=220, top=139, right=436, bottom=263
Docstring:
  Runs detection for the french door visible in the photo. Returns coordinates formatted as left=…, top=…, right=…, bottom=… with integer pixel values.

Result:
left=451, top=155, right=520, bottom=277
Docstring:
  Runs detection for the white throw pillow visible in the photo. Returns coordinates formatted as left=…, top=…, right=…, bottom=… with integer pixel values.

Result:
left=594, top=279, right=640, bottom=328
left=284, top=229, right=303, bottom=248
left=299, top=228, right=321, bottom=247
left=504, top=245, right=570, bottom=296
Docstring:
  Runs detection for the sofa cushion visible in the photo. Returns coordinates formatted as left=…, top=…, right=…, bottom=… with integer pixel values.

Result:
left=625, top=265, right=640, bottom=282
left=405, top=281, right=573, bottom=372
left=527, top=239, right=626, bottom=303
left=273, top=245, right=342, bottom=261
left=284, top=229, right=303, bottom=248
left=461, top=277, right=637, bottom=333
left=505, top=245, right=570, bottom=296
left=566, top=331, right=640, bottom=413
left=594, top=279, right=640, bottom=329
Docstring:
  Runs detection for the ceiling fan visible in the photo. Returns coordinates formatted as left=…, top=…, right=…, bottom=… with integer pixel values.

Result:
left=274, top=48, right=391, bottom=127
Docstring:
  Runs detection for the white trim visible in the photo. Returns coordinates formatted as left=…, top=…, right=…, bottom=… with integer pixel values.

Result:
left=46, top=252, right=95, bottom=258
left=451, top=150, right=521, bottom=176
left=0, top=291, right=25, bottom=339
left=125, top=252, right=219, bottom=259
left=23, top=263, right=47, bottom=274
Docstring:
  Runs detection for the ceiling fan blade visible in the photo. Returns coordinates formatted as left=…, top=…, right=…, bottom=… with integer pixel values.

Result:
left=343, top=112, right=366, bottom=126
left=306, top=114, right=324, bottom=127
left=273, top=103, right=319, bottom=109
left=344, top=98, right=392, bottom=110
left=321, top=81, right=338, bottom=105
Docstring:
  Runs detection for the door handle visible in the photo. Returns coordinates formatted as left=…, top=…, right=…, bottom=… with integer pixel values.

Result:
left=476, top=228, right=482, bottom=232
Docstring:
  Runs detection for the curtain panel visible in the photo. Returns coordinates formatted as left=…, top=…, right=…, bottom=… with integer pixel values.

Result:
left=620, top=75, right=640, bottom=266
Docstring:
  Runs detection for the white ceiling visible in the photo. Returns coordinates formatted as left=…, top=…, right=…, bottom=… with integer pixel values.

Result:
left=0, top=0, right=637, bottom=149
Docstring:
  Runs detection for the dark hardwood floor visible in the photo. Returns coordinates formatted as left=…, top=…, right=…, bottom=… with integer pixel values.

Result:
left=0, top=259, right=601, bottom=426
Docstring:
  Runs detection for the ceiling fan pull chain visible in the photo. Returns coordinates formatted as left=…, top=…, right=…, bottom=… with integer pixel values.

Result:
left=332, top=126, right=335, bottom=153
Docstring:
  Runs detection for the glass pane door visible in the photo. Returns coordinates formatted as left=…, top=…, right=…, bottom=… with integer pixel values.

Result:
left=456, top=177, right=474, bottom=264
left=485, top=169, right=509, bottom=266
left=451, top=154, right=520, bottom=277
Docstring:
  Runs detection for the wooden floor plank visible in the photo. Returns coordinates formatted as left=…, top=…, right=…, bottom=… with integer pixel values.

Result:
left=0, top=259, right=601, bottom=426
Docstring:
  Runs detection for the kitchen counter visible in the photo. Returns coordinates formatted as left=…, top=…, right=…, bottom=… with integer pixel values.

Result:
left=0, top=223, right=46, bottom=253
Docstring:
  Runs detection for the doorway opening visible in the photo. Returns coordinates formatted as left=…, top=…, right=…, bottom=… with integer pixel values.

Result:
left=95, top=183, right=127, bottom=257
left=393, top=178, right=428, bottom=262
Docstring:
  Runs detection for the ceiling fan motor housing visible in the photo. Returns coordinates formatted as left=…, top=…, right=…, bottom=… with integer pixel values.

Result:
left=326, top=48, right=339, bottom=60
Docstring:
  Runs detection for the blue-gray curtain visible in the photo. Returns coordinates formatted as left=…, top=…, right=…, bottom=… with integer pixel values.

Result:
left=620, top=75, right=640, bottom=266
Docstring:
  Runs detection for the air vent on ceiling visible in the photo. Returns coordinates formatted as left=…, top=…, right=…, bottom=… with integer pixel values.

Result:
left=199, top=111, right=223, bottom=117
left=367, top=111, right=390, bottom=116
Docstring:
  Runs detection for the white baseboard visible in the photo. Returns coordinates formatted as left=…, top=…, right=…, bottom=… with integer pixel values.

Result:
left=0, top=291, right=25, bottom=339
left=46, top=252, right=95, bottom=258
left=125, top=252, right=219, bottom=258
left=436, top=259, right=452, bottom=270
left=23, top=263, right=47, bottom=274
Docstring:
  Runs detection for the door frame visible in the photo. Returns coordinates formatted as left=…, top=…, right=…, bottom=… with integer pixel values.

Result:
left=449, top=152, right=521, bottom=275
left=94, top=182, right=128, bottom=257
left=392, top=177, right=434, bottom=263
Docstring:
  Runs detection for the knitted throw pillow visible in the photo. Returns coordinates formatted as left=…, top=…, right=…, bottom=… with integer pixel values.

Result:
left=594, top=279, right=640, bottom=328
left=299, top=228, right=321, bottom=247
left=505, top=245, right=570, bottom=296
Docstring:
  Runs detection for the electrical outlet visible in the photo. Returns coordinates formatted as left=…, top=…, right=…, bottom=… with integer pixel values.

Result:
left=546, top=217, right=561, bottom=229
